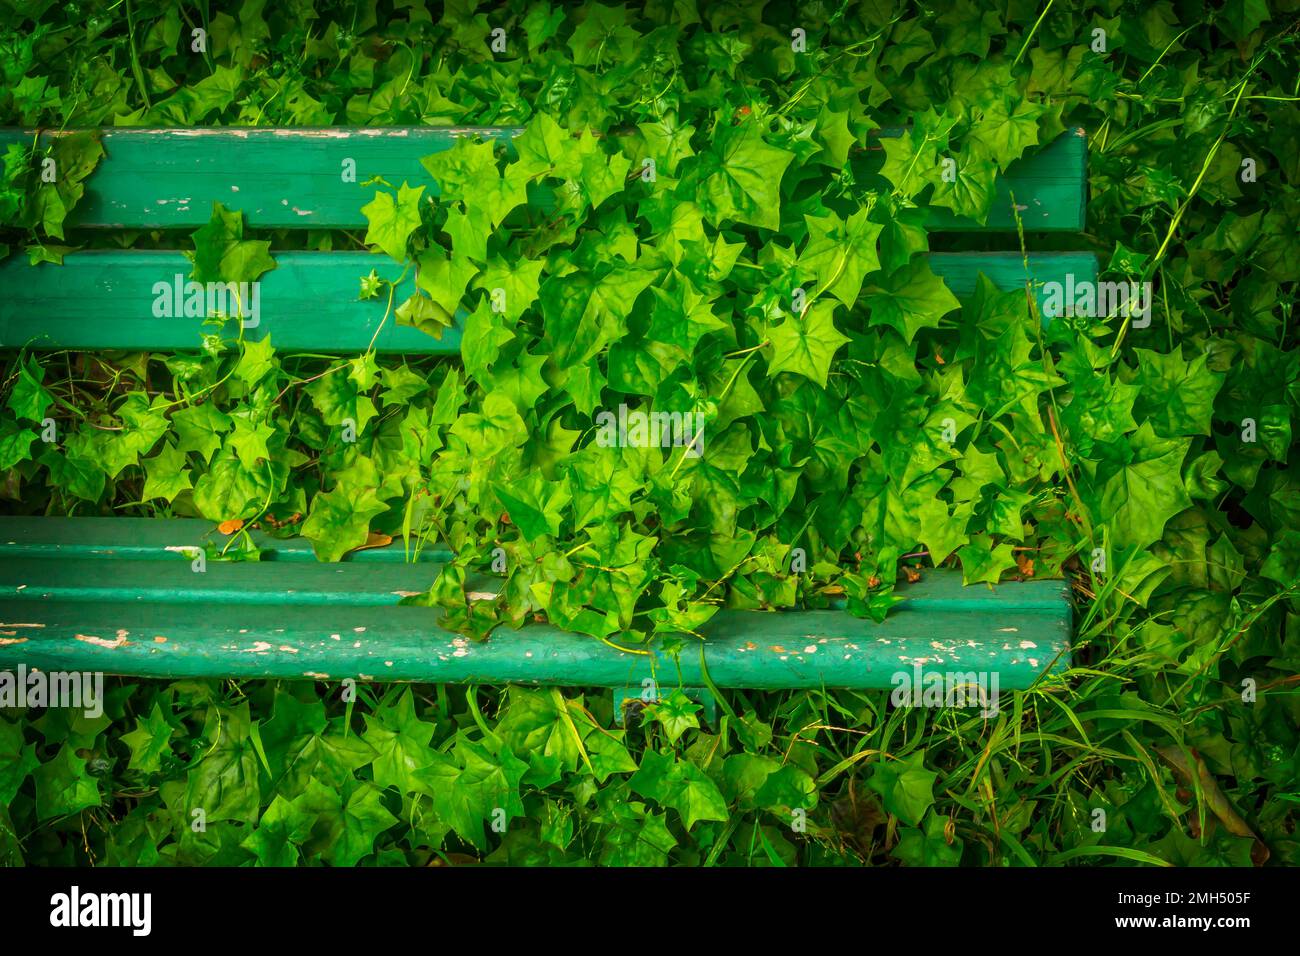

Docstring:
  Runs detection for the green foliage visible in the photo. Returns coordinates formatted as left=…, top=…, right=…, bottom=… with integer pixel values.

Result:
left=0, top=0, right=1297, bottom=867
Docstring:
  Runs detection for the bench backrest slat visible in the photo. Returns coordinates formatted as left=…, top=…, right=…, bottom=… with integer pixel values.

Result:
left=0, top=250, right=1096, bottom=352
left=0, top=126, right=1086, bottom=232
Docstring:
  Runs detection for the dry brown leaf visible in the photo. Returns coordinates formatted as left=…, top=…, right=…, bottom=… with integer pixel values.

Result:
left=347, top=532, right=394, bottom=554
left=1015, top=553, right=1035, bottom=577
left=217, top=519, right=244, bottom=535
left=1157, top=746, right=1270, bottom=866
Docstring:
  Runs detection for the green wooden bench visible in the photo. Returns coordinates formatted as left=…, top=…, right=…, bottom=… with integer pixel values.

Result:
left=0, top=125, right=1083, bottom=708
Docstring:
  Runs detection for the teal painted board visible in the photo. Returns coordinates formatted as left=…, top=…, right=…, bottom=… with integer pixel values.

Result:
left=0, top=127, right=1085, bottom=232
left=0, top=573, right=1070, bottom=688
left=0, top=516, right=452, bottom=563
left=0, top=250, right=1093, bottom=350
left=928, top=251, right=1098, bottom=323
left=0, top=126, right=516, bottom=230
left=0, top=250, right=460, bottom=353
left=922, top=129, right=1088, bottom=232
left=1, top=557, right=443, bottom=605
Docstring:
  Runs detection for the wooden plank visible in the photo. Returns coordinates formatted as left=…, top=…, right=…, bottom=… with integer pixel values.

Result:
left=0, top=572, right=1071, bottom=688
left=928, top=251, right=1097, bottom=320
left=2, top=557, right=442, bottom=605
left=916, top=129, right=1087, bottom=232
left=0, top=250, right=459, bottom=353
left=0, top=126, right=515, bottom=230
left=0, top=516, right=450, bottom=562
left=0, top=249, right=1095, bottom=351
left=0, top=126, right=1086, bottom=232
left=0, top=535, right=1065, bottom=611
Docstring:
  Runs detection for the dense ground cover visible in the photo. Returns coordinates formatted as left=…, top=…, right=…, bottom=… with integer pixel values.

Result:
left=0, top=0, right=1297, bottom=866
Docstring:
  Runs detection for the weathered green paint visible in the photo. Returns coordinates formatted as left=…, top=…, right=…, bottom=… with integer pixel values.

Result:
left=926, top=252, right=1097, bottom=320
left=918, top=128, right=1088, bottom=232
left=0, top=126, right=1086, bottom=232
left=0, top=516, right=451, bottom=563
left=0, top=571, right=1070, bottom=689
left=0, top=249, right=1095, bottom=351
left=2, top=557, right=444, bottom=605
left=0, top=251, right=460, bottom=353
left=0, top=126, right=516, bottom=230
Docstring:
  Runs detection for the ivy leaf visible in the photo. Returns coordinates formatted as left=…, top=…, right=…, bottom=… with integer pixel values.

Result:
left=362, top=181, right=425, bottom=261
left=228, top=416, right=275, bottom=470
left=0, top=717, right=39, bottom=806
left=234, top=335, right=278, bottom=386
left=189, top=202, right=276, bottom=283
left=422, top=138, right=525, bottom=227
left=7, top=357, right=53, bottom=421
left=968, top=94, right=1044, bottom=170
left=172, top=403, right=232, bottom=464
left=493, top=471, right=570, bottom=541
left=646, top=690, right=701, bottom=745
left=892, top=813, right=964, bottom=866
left=120, top=703, right=177, bottom=774
left=31, top=131, right=103, bottom=239
left=142, top=441, right=193, bottom=503
left=567, top=2, right=638, bottom=66
left=192, top=445, right=272, bottom=521
left=319, top=782, right=399, bottom=867
left=691, top=120, right=794, bottom=231
left=628, top=749, right=729, bottom=831
left=861, top=257, right=961, bottom=343
left=302, top=482, right=388, bottom=562
left=472, top=255, right=545, bottom=321
left=307, top=368, right=378, bottom=432
left=929, top=147, right=997, bottom=221
left=639, top=116, right=697, bottom=176
left=34, top=744, right=101, bottom=821
left=798, top=209, right=883, bottom=308
left=512, top=111, right=573, bottom=179
left=362, top=689, right=438, bottom=793
left=460, top=299, right=515, bottom=384
left=442, top=203, right=493, bottom=262
left=972, top=94, right=1040, bottom=170
left=866, top=751, right=937, bottom=826
left=916, top=497, right=972, bottom=565
left=414, top=245, right=479, bottom=316
left=956, top=533, right=1018, bottom=585
left=0, top=421, right=37, bottom=471
left=413, top=734, right=527, bottom=851
left=878, top=110, right=949, bottom=198
left=181, top=704, right=260, bottom=824
left=1085, top=424, right=1194, bottom=551
left=767, top=301, right=850, bottom=387
left=1130, top=347, right=1224, bottom=438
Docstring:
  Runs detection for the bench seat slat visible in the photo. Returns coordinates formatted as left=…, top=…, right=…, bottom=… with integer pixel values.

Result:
left=2, top=557, right=441, bottom=606
left=0, top=572, right=1070, bottom=688
left=0, top=250, right=1096, bottom=351
left=0, top=516, right=450, bottom=562
left=0, top=126, right=1086, bottom=232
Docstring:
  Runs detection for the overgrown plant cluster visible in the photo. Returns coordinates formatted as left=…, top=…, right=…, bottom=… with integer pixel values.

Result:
left=0, top=0, right=1297, bottom=866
